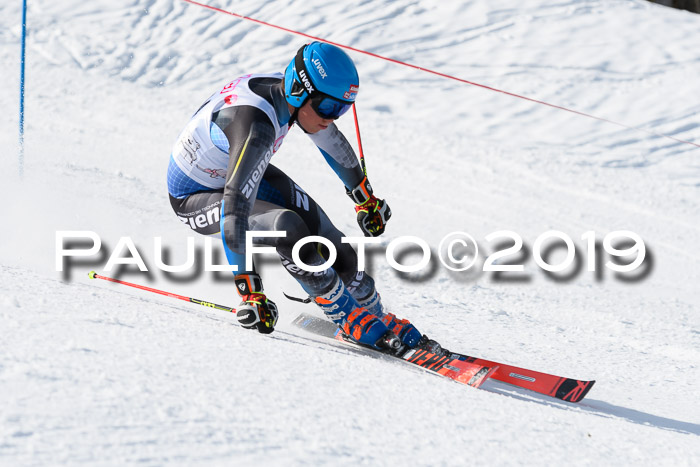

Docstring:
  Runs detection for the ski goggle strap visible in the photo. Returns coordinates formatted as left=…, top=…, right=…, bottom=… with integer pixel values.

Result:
left=291, top=44, right=354, bottom=119
left=291, top=45, right=316, bottom=99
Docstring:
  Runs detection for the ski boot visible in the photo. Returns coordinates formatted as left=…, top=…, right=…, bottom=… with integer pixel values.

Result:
left=355, top=288, right=423, bottom=350
left=355, top=288, right=383, bottom=316
left=379, top=313, right=422, bottom=349
left=313, top=277, right=394, bottom=350
left=355, top=288, right=452, bottom=357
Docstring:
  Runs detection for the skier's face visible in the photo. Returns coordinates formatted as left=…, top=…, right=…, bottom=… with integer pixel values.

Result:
left=297, top=100, right=336, bottom=133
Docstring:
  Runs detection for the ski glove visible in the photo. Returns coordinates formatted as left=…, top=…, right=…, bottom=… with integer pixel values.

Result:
left=234, top=273, right=278, bottom=334
left=347, top=177, right=391, bottom=237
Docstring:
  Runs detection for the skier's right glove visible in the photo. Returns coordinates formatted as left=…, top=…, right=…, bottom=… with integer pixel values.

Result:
left=234, top=273, right=278, bottom=334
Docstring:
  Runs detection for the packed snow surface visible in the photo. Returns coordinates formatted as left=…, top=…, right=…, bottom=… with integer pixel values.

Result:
left=1, top=0, right=699, bottom=465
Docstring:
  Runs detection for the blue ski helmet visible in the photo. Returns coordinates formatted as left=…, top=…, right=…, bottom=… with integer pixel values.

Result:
left=284, top=42, right=359, bottom=119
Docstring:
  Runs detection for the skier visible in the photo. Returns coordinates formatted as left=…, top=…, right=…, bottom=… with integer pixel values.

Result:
left=167, top=42, right=445, bottom=355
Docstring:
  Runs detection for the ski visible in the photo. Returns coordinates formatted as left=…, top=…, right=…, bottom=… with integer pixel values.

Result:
left=88, top=271, right=591, bottom=399
left=292, top=312, right=595, bottom=403
left=292, top=313, right=497, bottom=389
left=448, top=353, right=595, bottom=403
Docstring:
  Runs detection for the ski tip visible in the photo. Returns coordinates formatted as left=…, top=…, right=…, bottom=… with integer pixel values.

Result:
left=88, top=270, right=97, bottom=279
left=556, top=379, right=596, bottom=403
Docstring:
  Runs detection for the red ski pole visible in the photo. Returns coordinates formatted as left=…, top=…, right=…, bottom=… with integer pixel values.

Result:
left=88, top=271, right=236, bottom=313
left=352, top=103, right=368, bottom=176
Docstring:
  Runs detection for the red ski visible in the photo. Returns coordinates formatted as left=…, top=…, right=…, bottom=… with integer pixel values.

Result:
left=332, top=328, right=497, bottom=389
left=451, top=354, right=595, bottom=403
left=293, top=312, right=594, bottom=402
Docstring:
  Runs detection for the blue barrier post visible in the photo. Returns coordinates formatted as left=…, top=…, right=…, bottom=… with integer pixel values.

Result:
left=19, top=0, right=27, bottom=178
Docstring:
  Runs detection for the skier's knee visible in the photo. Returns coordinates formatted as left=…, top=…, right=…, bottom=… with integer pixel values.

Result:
left=273, top=209, right=310, bottom=245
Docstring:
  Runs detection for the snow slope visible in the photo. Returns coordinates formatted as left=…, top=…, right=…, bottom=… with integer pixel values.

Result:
left=1, top=0, right=699, bottom=465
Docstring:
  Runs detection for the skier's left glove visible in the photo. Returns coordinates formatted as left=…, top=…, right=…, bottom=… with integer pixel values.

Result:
left=234, top=273, right=278, bottom=334
left=347, top=177, right=391, bottom=237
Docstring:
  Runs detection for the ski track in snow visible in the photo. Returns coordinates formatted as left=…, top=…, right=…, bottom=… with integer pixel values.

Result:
left=1, top=0, right=699, bottom=465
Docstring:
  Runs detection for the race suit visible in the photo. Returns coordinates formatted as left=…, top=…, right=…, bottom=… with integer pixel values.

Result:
left=167, top=73, right=375, bottom=299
